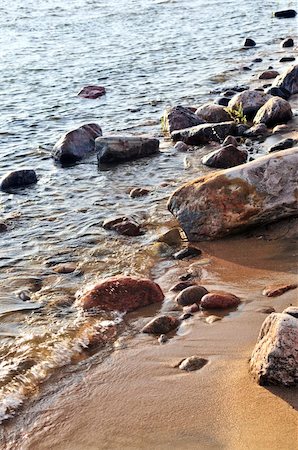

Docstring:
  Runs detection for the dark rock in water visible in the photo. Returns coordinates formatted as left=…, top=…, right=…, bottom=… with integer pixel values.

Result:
left=129, top=187, right=150, bottom=198
left=222, top=135, right=239, bottom=147
left=222, top=90, right=237, bottom=97
left=179, top=312, right=193, bottom=321
left=244, top=38, right=256, bottom=47
left=283, top=306, right=298, bottom=319
left=280, top=56, right=296, bottom=62
left=263, top=84, right=272, bottom=89
left=214, top=97, right=230, bottom=106
left=254, top=97, right=293, bottom=127
left=269, top=138, right=296, bottom=152
left=179, top=273, right=193, bottom=281
left=228, top=90, right=272, bottom=119
left=0, top=169, right=38, bottom=192
left=253, top=58, right=263, bottom=63
left=202, top=144, right=247, bottom=169
left=171, top=122, right=237, bottom=145
left=0, top=221, right=8, bottom=232
left=103, top=216, right=142, bottom=237
left=244, top=123, right=268, bottom=138
left=242, top=66, right=252, bottom=71
left=175, top=285, right=209, bottom=307
left=170, top=281, right=196, bottom=292
left=262, top=283, right=297, bottom=297
left=195, top=103, right=231, bottom=123
left=96, top=136, right=159, bottom=164
left=78, top=85, right=106, bottom=99
left=179, top=356, right=208, bottom=371
left=259, top=70, right=279, bottom=80
left=274, top=10, right=297, bottom=18
left=174, top=141, right=190, bottom=152
left=271, top=64, right=298, bottom=95
left=236, top=123, right=250, bottom=136
left=142, top=315, right=180, bottom=334
left=163, top=106, right=205, bottom=134
left=265, top=86, right=290, bottom=100
left=281, top=38, right=294, bottom=48
left=201, top=291, right=240, bottom=309
left=174, top=246, right=202, bottom=260
left=76, top=276, right=164, bottom=311
left=52, top=123, right=102, bottom=163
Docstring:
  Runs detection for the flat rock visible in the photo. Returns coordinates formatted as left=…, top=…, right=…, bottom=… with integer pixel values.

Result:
left=200, top=292, right=240, bottom=309
left=52, top=123, right=102, bottom=163
left=76, top=276, right=164, bottom=311
left=174, top=246, right=202, bottom=260
left=259, top=70, right=279, bottom=80
left=171, top=122, right=237, bottom=145
left=202, top=144, right=247, bottom=169
left=178, top=356, right=208, bottom=371
left=250, top=312, right=298, bottom=385
left=262, top=283, right=297, bottom=297
left=78, top=85, right=106, bottom=99
left=195, top=103, right=231, bottom=123
left=256, top=307, right=276, bottom=314
left=1, top=169, right=38, bottom=192
left=168, top=148, right=298, bottom=240
left=96, top=136, right=159, bottom=164
left=254, top=97, right=292, bottom=128
left=280, top=56, right=295, bottom=62
left=269, top=138, right=296, bottom=152
left=175, top=285, right=208, bottom=307
left=272, top=64, right=298, bottom=95
left=163, top=106, right=205, bottom=134
left=228, top=90, right=272, bottom=119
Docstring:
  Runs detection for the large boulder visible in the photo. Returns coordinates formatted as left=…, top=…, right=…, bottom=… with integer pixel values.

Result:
left=0, top=169, right=38, bottom=192
left=201, top=144, right=247, bottom=169
left=52, top=124, right=102, bottom=163
left=254, top=97, right=292, bottom=127
left=195, top=104, right=231, bottom=123
left=96, top=136, right=159, bottom=164
left=250, top=311, right=298, bottom=386
left=163, top=106, right=205, bottom=134
left=228, top=90, right=272, bottom=118
left=76, top=276, right=164, bottom=312
left=271, top=64, right=298, bottom=95
left=167, top=148, right=298, bottom=241
left=171, top=122, right=237, bottom=145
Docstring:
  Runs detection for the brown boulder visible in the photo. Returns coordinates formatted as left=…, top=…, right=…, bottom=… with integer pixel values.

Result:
left=129, top=187, right=150, bottom=198
left=175, top=285, right=208, bottom=306
left=78, top=85, right=106, bottom=99
left=163, top=106, right=205, bottom=134
left=195, top=103, right=231, bottom=123
left=76, top=276, right=164, bottom=311
left=200, top=292, right=240, bottom=309
left=254, top=97, right=293, bottom=127
left=259, top=70, right=279, bottom=80
left=201, top=144, right=247, bottom=169
left=262, top=283, right=297, bottom=297
left=142, top=315, right=180, bottom=334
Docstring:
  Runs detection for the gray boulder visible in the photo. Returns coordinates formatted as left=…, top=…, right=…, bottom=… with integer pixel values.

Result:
left=163, top=106, right=205, bottom=134
left=254, top=97, right=293, bottom=127
left=52, top=123, right=102, bottom=163
left=1, top=169, right=38, bottom=192
left=228, top=90, right=272, bottom=118
left=272, top=64, right=298, bottom=95
left=168, top=148, right=298, bottom=241
left=96, top=136, right=159, bottom=164
left=171, top=122, right=237, bottom=145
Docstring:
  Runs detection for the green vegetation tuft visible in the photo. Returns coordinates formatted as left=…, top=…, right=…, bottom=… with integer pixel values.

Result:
left=224, top=103, right=247, bottom=124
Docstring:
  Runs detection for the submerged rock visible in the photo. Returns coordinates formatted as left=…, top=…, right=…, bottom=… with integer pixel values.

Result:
left=171, top=122, right=237, bottom=145
left=243, top=38, right=256, bottom=47
left=175, top=285, right=208, bottom=307
left=142, top=315, right=180, bottom=334
left=281, top=38, right=294, bottom=48
left=179, top=356, right=208, bottom=371
left=129, top=187, right=150, bottom=198
left=202, top=144, right=247, bottom=169
left=262, top=283, right=297, bottom=297
left=0, top=169, right=38, bottom=192
left=163, top=106, right=205, bottom=134
left=168, top=148, right=298, bottom=241
left=52, top=123, right=102, bottom=163
left=259, top=70, right=279, bottom=80
left=272, top=64, right=298, bottom=95
left=103, top=216, right=142, bottom=236
left=195, top=103, right=231, bottom=123
left=200, top=292, right=240, bottom=309
left=78, top=85, right=106, bottom=99
left=174, top=246, right=202, bottom=260
left=76, top=276, right=164, bottom=311
left=274, top=10, right=297, bottom=18
left=269, top=138, right=296, bottom=152
left=254, top=97, right=292, bottom=127
left=228, top=90, right=272, bottom=118
left=250, top=312, right=298, bottom=386
left=96, top=136, right=159, bottom=164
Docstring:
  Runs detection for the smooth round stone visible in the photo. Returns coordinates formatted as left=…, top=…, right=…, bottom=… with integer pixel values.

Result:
left=179, top=356, right=208, bottom=371
left=205, top=315, right=222, bottom=324
left=201, top=292, right=240, bottom=309
left=175, top=286, right=208, bottom=307
left=142, top=315, right=180, bottom=335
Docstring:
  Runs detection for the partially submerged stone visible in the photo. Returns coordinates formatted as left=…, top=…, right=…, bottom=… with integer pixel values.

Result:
left=175, top=285, right=208, bottom=307
left=250, top=312, right=298, bottom=386
left=168, top=148, right=298, bottom=241
left=103, top=216, right=142, bottom=237
left=281, top=38, right=294, bottom=48
left=243, top=38, right=256, bottom=47
left=262, top=283, right=297, bottom=297
left=259, top=70, right=279, bottom=80
left=202, top=144, right=247, bottom=169
left=274, top=9, right=297, bottom=18
left=52, top=123, right=102, bottom=163
left=96, top=136, right=159, bottom=164
left=142, top=315, right=180, bottom=334
left=0, top=169, right=38, bottom=192
left=195, top=103, right=231, bottom=123
left=163, top=106, right=205, bottom=134
left=171, top=122, right=237, bottom=145
left=129, top=187, right=150, bottom=198
left=76, top=276, right=164, bottom=311
left=272, top=64, right=298, bottom=95
left=174, top=246, right=202, bottom=260
left=269, top=138, right=296, bottom=152
left=178, top=356, right=208, bottom=371
left=78, top=85, right=106, bottom=99
left=254, top=97, right=292, bottom=127
left=200, top=292, right=240, bottom=309
left=228, top=90, right=272, bottom=118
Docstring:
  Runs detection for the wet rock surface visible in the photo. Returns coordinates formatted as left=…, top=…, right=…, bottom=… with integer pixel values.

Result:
left=265, top=86, right=291, bottom=100
left=243, top=123, right=268, bottom=138
left=205, top=315, right=222, bottom=323
left=170, top=281, right=196, bottom=292
left=254, top=97, right=292, bottom=127
left=195, top=103, right=231, bottom=123
left=175, top=286, right=209, bottom=307
left=202, top=144, right=247, bottom=169
left=250, top=312, right=298, bottom=386
left=171, top=122, right=237, bottom=145
left=228, top=90, right=272, bottom=118
left=178, top=356, right=208, bottom=371
left=200, top=292, right=240, bottom=309
left=164, top=106, right=205, bottom=134
left=269, top=138, right=296, bottom=152
left=76, top=276, right=164, bottom=312
left=142, top=315, right=180, bottom=335
left=281, top=38, right=294, bottom=47
left=103, top=216, right=142, bottom=236
left=174, top=246, right=202, bottom=260
left=129, top=187, right=150, bottom=198
left=259, top=70, right=279, bottom=80
left=78, top=85, right=106, bottom=99
left=96, top=136, right=159, bottom=164
left=0, top=170, right=38, bottom=191
left=262, top=284, right=297, bottom=297
left=272, top=64, right=298, bottom=95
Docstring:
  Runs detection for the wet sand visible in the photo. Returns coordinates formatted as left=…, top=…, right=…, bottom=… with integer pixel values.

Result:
left=2, top=225, right=298, bottom=450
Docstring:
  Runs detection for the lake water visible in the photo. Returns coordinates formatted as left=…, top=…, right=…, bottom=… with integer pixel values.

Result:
left=0, top=0, right=297, bottom=422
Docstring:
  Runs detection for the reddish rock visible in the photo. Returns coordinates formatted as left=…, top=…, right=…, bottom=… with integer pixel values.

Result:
left=262, top=284, right=297, bottom=297
left=254, top=97, right=293, bottom=127
left=183, top=303, right=200, bottom=314
left=129, top=187, right=150, bottom=198
left=103, top=216, right=142, bottom=236
left=142, top=315, right=180, bottom=334
left=175, top=285, right=208, bottom=307
left=195, top=103, right=231, bottom=123
left=202, top=144, right=247, bottom=169
left=228, top=90, right=272, bottom=118
left=78, top=85, right=106, bottom=99
left=259, top=70, right=279, bottom=80
left=200, top=292, right=240, bottom=309
left=53, top=263, right=77, bottom=274
left=77, top=276, right=164, bottom=311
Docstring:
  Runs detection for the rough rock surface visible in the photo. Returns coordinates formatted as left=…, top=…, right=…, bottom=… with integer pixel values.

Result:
left=202, top=144, right=247, bottom=169
left=269, top=138, right=296, bottom=152
left=195, top=104, right=231, bottom=123
left=171, top=122, right=237, bottom=145
left=272, top=64, right=298, bottom=95
left=174, top=141, right=190, bottom=152
left=78, top=86, right=106, bottom=99
left=254, top=97, right=292, bottom=127
left=142, top=315, right=180, bottom=334
left=262, top=283, right=297, bottom=297
left=170, top=281, right=196, bottom=292
left=0, top=169, right=38, bottom=191
left=175, top=286, right=208, bottom=307
left=96, top=136, right=159, bottom=164
left=163, top=106, right=205, bottom=134
left=52, top=124, right=102, bottom=163
left=250, top=312, right=298, bottom=386
left=76, top=276, right=164, bottom=311
left=168, top=148, right=298, bottom=240
left=243, top=123, right=268, bottom=138
left=228, top=90, right=272, bottom=118
left=200, top=292, right=240, bottom=309
left=178, top=356, right=208, bottom=371
left=129, top=187, right=150, bottom=198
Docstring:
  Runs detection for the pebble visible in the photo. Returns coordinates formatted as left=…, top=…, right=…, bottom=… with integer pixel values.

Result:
left=205, top=315, right=222, bottom=324
left=281, top=38, right=294, bottom=47
left=174, top=141, right=190, bottom=152
left=280, top=56, right=295, bottom=62
left=243, top=38, right=256, bottom=47
left=174, top=246, right=202, bottom=260
left=18, top=290, right=31, bottom=301
left=53, top=263, right=77, bottom=274
left=175, top=285, right=209, bottom=307
left=142, top=315, right=180, bottom=335
left=158, top=334, right=168, bottom=344
left=178, top=356, right=208, bottom=372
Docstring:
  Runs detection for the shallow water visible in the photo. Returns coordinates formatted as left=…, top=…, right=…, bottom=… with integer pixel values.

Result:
left=0, top=0, right=297, bottom=421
